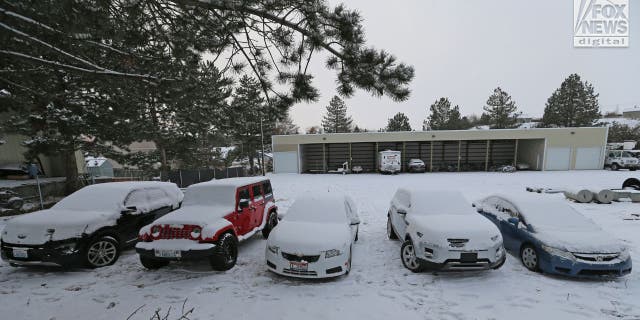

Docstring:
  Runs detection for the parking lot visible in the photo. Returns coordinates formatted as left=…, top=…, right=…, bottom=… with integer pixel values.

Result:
left=0, top=171, right=638, bottom=320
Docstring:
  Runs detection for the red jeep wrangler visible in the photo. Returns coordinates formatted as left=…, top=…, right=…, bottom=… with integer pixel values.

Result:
left=136, top=177, right=277, bottom=270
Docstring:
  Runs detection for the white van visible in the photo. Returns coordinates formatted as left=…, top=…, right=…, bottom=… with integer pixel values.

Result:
left=377, top=150, right=401, bottom=174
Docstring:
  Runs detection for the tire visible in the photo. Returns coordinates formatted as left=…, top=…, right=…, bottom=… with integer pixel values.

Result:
left=622, top=178, right=640, bottom=190
left=210, top=233, right=238, bottom=271
left=611, top=163, right=620, bottom=171
left=85, top=236, right=120, bottom=268
left=262, top=211, right=278, bottom=238
left=8, top=199, right=23, bottom=210
left=401, top=240, right=424, bottom=273
left=632, top=168, right=637, bottom=171
left=140, top=256, right=170, bottom=269
left=387, top=216, right=398, bottom=240
left=520, top=244, right=540, bottom=272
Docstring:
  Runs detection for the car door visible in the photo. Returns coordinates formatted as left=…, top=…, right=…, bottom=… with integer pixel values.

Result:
left=497, top=200, right=520, bottom=252
left=235, top=187, right=252, bottom=235
left=250, top=183, right=265, bottom=228
left=117, top=189, right=151, bottom=246
left=390, top=190, right=410, bottom=238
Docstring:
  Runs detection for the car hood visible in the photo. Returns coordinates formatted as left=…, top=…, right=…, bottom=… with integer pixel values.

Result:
left=536, top=228, right=624, bottom=253
left=2, top=209, right=117, bottom=245
left=268, top=220, right=351, bottom=254
left=407, top=214, right=501, bottom=249
left=152, top=205, right=232, bottom=226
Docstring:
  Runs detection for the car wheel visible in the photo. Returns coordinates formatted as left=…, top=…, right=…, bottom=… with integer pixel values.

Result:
left=622, top=178, right=640, bottom=190
left=262, top=211, right=278, bottom=238
left=8, top=198, right=23, bottom=210
left=632, top=168, right=637, bottom=171
left=140, top=256, right=170, bottom=269
left=85, top=236, right=120, bottom=268
left=401, top=240, right=424, bottom=273
left=387, top=216, right=398, bottom=240
left=611, top=163, right=620, bottom=171
left=520, top=244, right=540, bottom=272
left=210, top=233, right=238, bottom=271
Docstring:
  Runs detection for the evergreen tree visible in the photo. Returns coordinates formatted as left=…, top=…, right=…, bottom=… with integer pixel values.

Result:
left=426, top=97, right=468, bottom=130
left=321, top=96, right=353, bottom=133
left=386, top=113, right=412, bottom=132
left=607, top=123, right=640, bottom=143
left=483, top=87, right=519, bottom=129
left=306, top=126, right=321, bottom=134
left=541, top=74, right=600, bottom=127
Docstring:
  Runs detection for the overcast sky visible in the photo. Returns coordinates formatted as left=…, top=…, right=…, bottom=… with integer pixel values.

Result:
left=288, top=0, right=640, bottom=131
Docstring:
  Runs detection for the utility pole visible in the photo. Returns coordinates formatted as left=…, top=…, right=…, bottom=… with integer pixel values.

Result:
left=260, top=115, right=266, bottom=176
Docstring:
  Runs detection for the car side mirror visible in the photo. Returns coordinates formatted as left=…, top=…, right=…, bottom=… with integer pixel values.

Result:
left=350, top=219, right=361, bottom=225
left=238, top=199, right=250, bottom=210
left=507, top=217, right=519, bottom=226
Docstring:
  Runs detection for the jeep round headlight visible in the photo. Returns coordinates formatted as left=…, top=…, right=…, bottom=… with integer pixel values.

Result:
left=151, top=225, right=161, bottom=237
left=190, top=227, right=202, bottom=239
left=325, top=249, right=342, bottom=258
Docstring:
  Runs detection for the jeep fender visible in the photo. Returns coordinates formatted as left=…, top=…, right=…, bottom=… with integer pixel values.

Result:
left=202, top=219, right=235, bottom=241
left=260, top=202, right=277, bottom=230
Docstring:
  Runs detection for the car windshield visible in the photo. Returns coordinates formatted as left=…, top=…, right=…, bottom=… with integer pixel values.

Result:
left=53, top=186, right=125, bottom=211
left=285, top=197, right=348, bottom=224
left=182, top=184, right=236, bottom=208
left=517, top=201, right=600, bottom=232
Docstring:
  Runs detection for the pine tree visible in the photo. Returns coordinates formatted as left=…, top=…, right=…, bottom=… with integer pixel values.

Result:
left=606, top=122, right=640, bottom=143
left=541, top=74, right=600, bottom=127
left=386, top=113, right=412, bottom=132
left=426, top=97, right=468, bottom=130
left=483, top=87, right=519, bottom=129
left=321, top=96, right=353, bottom=133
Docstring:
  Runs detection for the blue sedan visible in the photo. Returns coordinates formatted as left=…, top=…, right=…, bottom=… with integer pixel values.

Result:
left=474, top=194, right=632, bottom=278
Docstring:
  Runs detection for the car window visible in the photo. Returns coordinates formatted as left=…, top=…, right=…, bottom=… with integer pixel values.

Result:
left=237, top=188, right=250, bottom=210
left=252, top=184, right=263, bottom=201
left=125, top=189, right=148, bottom=209
left=147, top=188, right=170, bottom=208
left=608, top=152, right=615, bottom=157
left=263, top=181, right=273, bottom=196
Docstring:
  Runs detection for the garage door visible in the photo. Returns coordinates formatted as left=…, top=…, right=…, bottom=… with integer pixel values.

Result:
left=575, top=147, right=603, bottom=170
left=545, top=147, right=571, bottom=171
left=273, top=152, right=299, bottom=173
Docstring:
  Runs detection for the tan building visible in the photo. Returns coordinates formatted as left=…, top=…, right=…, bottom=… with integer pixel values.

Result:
left=271, top=127, right=608, bottom=173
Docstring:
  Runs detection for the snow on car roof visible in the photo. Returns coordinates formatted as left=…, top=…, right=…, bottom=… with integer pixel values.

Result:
left=401, top=189, right=473, bottom=215
left=284, top=194, right=349, bottom=223
left=189, top=176, right=268, bottom=189
left=488, top=193, right=599, bottom=230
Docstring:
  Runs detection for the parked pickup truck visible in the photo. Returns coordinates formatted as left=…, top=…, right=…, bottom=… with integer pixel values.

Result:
left=136, top=177, right=278, bottom=271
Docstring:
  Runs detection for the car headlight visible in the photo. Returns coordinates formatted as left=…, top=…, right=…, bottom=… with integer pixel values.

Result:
left=618, top=248, right=631, bottom=261
left=190, top=227, right=202, bottom=239
left=151, top=225, right=161, bottom=237
left=541, top=244, right=575, bottom=261
left=325, top=249, right=342, bottom=258
left=267, top=245, right=279, bottom=254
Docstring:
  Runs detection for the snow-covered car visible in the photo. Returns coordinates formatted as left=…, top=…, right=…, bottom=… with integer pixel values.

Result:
left=387, top=189, right=505, bottom=272
left=265, top=194, right=359, bottom=278
left=474, top=194, right=632, bottom=278
left=407, top=159, right=426, bottom=173
left=1, top=182, right=183, bottom=268
left=136, top=177, right=277, bottom=271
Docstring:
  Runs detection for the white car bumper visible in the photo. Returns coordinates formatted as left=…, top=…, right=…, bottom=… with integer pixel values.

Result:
left=416, top=242, right=505, bottom=271
left=265, top=248, right=350, bottom=278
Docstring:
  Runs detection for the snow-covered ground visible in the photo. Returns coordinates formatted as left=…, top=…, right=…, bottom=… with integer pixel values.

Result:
left=1, top=171, right=639, bottom=319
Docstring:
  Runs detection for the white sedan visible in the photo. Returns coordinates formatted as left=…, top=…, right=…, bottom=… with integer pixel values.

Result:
left=387, top=189, right=506, bottom=272
left=265, top=194, right=359, bottom=278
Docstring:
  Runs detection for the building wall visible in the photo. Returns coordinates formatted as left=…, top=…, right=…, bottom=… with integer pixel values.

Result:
left=272, top=127, right=608, bottom=173
left=0, top=134, right=84, bottom=177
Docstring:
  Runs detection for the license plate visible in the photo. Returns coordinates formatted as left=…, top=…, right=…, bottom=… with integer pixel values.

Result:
left=289, top=261, right=308, bottom=271
left=154, top=249, right=181, bottom=258
left=460, top=252, right=478, bottom=263
left=12, top=248, right=28, bottom=259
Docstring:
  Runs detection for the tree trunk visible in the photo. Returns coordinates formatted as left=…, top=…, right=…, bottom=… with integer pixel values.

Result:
left=63, top=149, right=79, bottom=195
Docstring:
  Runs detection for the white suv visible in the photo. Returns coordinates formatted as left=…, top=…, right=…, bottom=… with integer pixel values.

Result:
left=386, top=189, right=506, bottom=272
left=605, top=150, right=639, bottom=171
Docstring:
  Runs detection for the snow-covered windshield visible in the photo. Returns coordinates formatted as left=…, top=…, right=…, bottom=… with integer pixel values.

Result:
left=182, top=184, right=236, bottom=208
left=285, top=197, right=348, bottom=224
left=53, top=187, right=126, bottom=211
left=520, top=201, right=600, bottom=231
left=411, top=191, right=472, bottom=216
